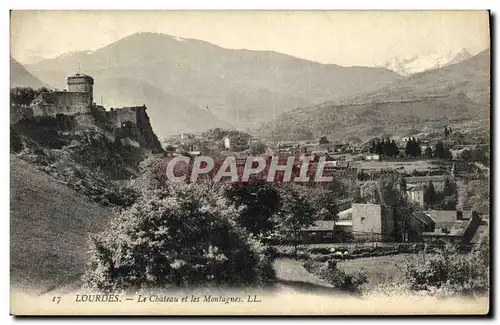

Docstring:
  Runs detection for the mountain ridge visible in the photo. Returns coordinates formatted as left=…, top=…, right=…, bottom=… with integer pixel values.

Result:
left=375, top=47, right=476, bottom=76
left=23, top=32, right=402, bottom=137
left=260, top=48, right=490, bottom=141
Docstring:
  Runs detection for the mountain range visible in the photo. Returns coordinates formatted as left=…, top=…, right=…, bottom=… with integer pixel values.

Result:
left=260, top=48, right=490, bottom=141
left=10, top=57, right=45, bottom=89
left=19, top=32, right=401, bottom=137
left=375, top=48, right=473, bottom=77
left=11, top=32, right=489, bottom=141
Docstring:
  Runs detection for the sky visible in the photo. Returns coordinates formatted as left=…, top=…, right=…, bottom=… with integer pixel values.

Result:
left=10, top=10, right=490, bottom=66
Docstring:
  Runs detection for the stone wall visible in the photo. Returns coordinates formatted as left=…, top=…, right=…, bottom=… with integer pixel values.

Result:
left=32, top=91, right=91, bottom=117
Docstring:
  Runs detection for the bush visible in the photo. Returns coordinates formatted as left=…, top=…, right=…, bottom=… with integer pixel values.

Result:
left=403, top=240, right=489, bottom=295
left=303, top=259, right=367, bottom=293
left=83, top=184, right=275, bottom=292
left=10, top=129, right=23, bottom=153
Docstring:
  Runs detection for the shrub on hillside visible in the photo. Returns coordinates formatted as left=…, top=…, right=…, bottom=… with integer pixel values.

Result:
left=82, top=183, right=275, bottom=292
left=303, top=259, right=367, bottom=293
left=10, top=129, right=23, bottom=153
left=403, top=238, right=489, bottom=295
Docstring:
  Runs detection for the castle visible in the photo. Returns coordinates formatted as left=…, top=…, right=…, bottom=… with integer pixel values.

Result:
left=14, top=72, right=164, bottom=153
left=29, top=72, right=146, bottom=128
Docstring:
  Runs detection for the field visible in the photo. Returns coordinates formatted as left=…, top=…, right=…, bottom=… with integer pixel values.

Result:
left=338, top=254, right=418, bottom=289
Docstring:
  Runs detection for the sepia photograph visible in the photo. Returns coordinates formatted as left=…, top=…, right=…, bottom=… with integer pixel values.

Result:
left=9, top=10, right=491, bottom=316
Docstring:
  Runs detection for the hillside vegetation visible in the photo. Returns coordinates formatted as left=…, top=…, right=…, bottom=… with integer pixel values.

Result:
left=10, top=156, right=112, bottom=294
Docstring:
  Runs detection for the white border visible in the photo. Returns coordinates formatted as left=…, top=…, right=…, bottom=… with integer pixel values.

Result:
left=2, top=1, right=498, bottom=324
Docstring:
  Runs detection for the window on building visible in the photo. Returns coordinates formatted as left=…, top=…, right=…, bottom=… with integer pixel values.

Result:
left=361, top=217, right=365, bottom=224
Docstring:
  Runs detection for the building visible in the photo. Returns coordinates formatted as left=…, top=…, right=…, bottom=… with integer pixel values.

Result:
left=404, top=175, right=453, bottom=192
left=223, top=136, right=231, bottom=149
left=365, top=154, right=380, bottom=161
left=298, top=221, right=336, bottom=243
left=351, top=203, right=395, bottom=242
left=406, top=183, right=426, bottom=205
left=399, top=211, right=436, bottom=242
left=420, top=210, right=481, bottom=245
left=30, top=72, right=94, bottom=117
left=298, top=220, right=353, bottom=243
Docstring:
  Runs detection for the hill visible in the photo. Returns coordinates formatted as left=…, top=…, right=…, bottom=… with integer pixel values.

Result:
left=25, top=32, right=402, bottom=136
left=261, top=48, right=490, bottom=141
left=10, top=156, right=113, bottom=294
left=10, top=57, right=45, bottom=89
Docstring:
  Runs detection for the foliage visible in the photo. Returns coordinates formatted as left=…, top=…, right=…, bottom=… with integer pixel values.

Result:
left=10, top=128, right=24, bottom=153
left=404, top=137, right=422, bottom=158
left=360, top=181, right=382, bottom=204
left=457, top=179, right=490, bottom=215
left=225, top=178, right=281, bottom=237
left=433, top=141, right=452, bottom=159
left=276, top=184, right=316, bottom=251
left=249, top=141, right=266, bottom=155
left=402, top=240, right=489, bottom=295
left=83, top=183, right=275, bottom=292
left=303, top=259, right=367, bottom=293
left=12, top=115, right=75, bottom=149
left=459, top=146, right=490, bottom=165
left=19, top=147, right=139, bottom=208
left=424, top=146, right=433, bottom=158
left=70, top=132, right=145, bottom=179
left=423, top=181, right=437, bottom=208
left=10, top=86, right=51, bottom=106
left=318, top=136, right=329, bottom=144
left=369, top=138, right=399, bottom=157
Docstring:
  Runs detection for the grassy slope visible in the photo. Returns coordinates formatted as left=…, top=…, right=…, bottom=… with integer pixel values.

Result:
left=10, top=156, right=113, bottom=294
left=338, top=254, right=417, bottom=289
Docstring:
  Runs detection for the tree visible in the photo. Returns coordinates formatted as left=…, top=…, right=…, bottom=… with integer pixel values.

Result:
left=318, top=136, right=329, bottom=144
left=10, top=87, right=36, bottom=106
left=249, top=141, right=266, bottom=155
left=405, top=137, right=422, bottom=158
left=312, top=189, right=340, bottom=221
left=10, top=129, right=23, bottom=153
left=225, top=179, right=281, bottom=237
left=424, top=146, right=433, bottom=158
left=276, top=184, right=316, bottom=253
left=445, top=127, right=449, bottom=139
left=399, top=177, right=408, bottom=198
left=83, top=183, right=275, bottom=292
left=457, top=179, right=489, bottom=215
left=424, top=181, right=437, bottom=208
left=434, top=142, right=451, bottom=159
left=437, top=178, right=458, bottom=210
left=360, top=181, right=382, bottom=204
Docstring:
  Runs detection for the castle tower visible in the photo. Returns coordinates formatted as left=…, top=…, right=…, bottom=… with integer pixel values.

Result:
left=67, top=72, right=94, bottom=104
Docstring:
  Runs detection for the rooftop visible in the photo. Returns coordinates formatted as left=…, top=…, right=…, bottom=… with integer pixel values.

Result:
left=405, top=175, right=452, bottom=183
left=68, top=72, right=93, bottom=79
left=301, top=220, right=335, bottom=232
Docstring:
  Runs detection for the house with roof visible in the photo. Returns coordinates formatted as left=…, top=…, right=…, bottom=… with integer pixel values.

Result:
left=298, top=220, right=336, bottom=243
left=351, top=203, right=395, bottom=242
left=404, top=175, right=453, bottom=192
left=420, top=210, right=481, bottom=245
left=298, top=219, right=354, bottom=243
left=399, top=211, right=436, bottom=242
left=406, top=183, right=426, bottom=205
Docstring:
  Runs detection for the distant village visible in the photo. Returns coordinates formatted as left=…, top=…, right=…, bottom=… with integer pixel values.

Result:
left=162, top=122, right=489, bottom=247
left=10, top=71, right=489, bottom=249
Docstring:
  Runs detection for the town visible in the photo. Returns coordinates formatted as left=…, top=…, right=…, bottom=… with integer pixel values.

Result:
left=159, top=123, right=489, bottom=247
